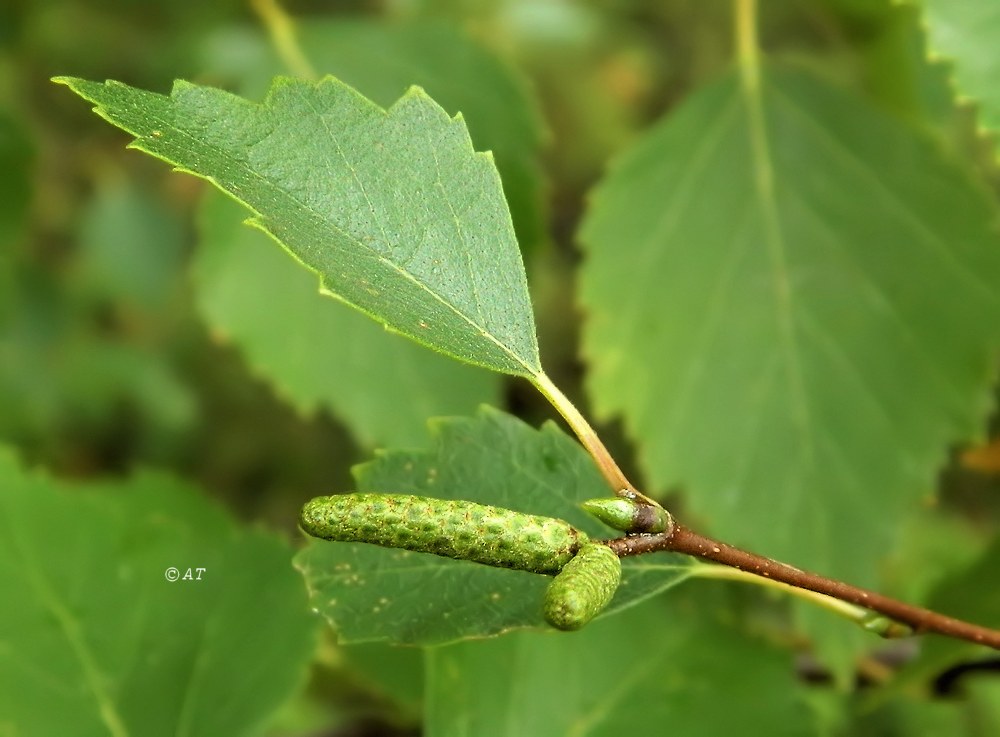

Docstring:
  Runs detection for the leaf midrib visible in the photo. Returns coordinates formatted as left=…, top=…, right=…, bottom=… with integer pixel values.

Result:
left=739, top=65, right=815, bottom=460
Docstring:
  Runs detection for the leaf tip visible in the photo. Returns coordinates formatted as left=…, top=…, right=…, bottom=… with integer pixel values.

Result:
left=169, top=78, right=200, bottom=96
left=51, top=75, right=93, bottom=97
left=403, top=83, right=430, bottom=100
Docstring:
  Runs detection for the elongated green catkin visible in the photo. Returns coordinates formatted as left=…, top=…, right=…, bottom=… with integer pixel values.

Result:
left=300, top=493, right=589, bottom=574
left=543, top=543, right=622, bottom=631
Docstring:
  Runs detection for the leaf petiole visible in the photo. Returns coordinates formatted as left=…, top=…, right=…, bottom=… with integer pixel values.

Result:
left=531, top=371, right=658, bottom=506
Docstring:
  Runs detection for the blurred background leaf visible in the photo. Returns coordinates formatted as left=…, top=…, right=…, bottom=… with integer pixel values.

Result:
left=918, top=0, right=1000, bottom=142
left=0, top=111, right=32, bottom=249
left=0, top=448, right=317, bottom=737
left=578, top=61, right=1000, bottom=673
left=425, top=582, right=816, bottom=737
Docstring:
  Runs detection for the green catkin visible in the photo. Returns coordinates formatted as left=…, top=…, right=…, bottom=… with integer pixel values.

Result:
left=300, top=493, right=589, bottom=574
left=543, top=543, right=622, bottom=631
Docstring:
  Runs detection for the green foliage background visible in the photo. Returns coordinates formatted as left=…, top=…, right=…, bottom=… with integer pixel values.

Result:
left=2, top=0, right=1000, bottom=735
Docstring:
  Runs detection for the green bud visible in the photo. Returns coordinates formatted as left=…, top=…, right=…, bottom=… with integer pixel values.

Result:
left=543, top=543, right=622, bottom=631
left=860, top=613, right=913, bottom=639
left=581, top=496, right=672, bottom=534
left=300, top=493, right=588, bottom=574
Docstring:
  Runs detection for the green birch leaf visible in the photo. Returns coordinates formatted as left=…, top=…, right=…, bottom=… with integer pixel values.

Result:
left=0, top=448, right=317, bottom=737
left=294, top=407, right=691, bottom=645
left=55, top=75, right=541, bottom=377
left=579, top=64, right=1000, bottom=596
left=425, top=585, right=815, bottom=737
left=918, top=0, right=1000, bottom=136
left=196, top=191, right=499, bottom=448
left=293, top=19, right=545, bottom=252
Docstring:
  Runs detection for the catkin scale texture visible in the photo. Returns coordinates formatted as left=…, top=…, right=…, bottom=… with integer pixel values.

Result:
left=300, top=493, right=589, bottom=574
left=543, top=543, right=622, bottom=631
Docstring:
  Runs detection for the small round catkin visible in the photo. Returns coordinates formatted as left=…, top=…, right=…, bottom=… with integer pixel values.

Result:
left=543, top=542, right=622, bottom=631
left=300, top=493, right=589, bottom=574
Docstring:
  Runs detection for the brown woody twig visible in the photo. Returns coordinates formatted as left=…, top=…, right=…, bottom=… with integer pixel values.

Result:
left=606, top=522, right=1000, bottom=649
